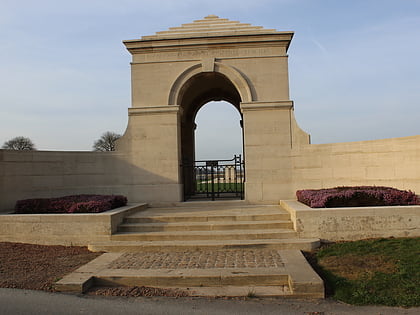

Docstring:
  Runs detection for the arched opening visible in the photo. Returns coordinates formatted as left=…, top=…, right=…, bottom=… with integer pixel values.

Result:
left=194, top=101, right=243, bottom=160
left=178, top=72, right=245, bottom=200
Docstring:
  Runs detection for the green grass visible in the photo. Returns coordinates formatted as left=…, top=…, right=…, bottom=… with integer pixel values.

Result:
left=196, top=182, right=244, bottom=192
left=246, top=288, right=257, bottom=298
left=312, top=237, right=420, bottom=307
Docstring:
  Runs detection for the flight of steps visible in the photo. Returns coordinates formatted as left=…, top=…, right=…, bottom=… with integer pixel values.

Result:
left=89, top=202, right=320, bottom=252
left=79, top=202, right=324, bottom=298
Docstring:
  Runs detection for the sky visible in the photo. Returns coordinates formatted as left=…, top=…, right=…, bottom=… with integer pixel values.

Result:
left=1, top=0, right=419, bottom=158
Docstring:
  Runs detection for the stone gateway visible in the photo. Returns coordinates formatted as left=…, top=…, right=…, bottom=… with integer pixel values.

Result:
left=0, top=15, right=419, bottom=209
left=1, top=17, right=419, bottom=296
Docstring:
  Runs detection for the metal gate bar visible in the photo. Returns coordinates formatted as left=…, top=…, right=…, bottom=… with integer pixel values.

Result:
left=183, top=155, right=245, bottom=201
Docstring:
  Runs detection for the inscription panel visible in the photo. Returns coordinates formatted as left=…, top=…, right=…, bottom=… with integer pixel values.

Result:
left=133, top=46, right=285, bottom=63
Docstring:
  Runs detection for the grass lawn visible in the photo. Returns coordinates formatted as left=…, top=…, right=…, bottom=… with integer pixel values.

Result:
left=196, top=182, right=244, bottom=192
left=307, top=237, right=420, bottom=307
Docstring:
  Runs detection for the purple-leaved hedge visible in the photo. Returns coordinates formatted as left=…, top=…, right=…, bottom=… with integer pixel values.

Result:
left=296, top=186, right=420, bottom=208
left=14, top=194, right=128, bottom=214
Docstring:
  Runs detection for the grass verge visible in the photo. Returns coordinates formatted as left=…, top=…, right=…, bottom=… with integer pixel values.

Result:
left=306, top=237, right=420, bottom=307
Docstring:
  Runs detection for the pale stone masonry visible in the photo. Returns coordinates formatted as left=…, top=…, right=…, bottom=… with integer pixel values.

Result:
left=0, top=15, right=419, bottom=209
left=109, top=250, right=285, bottom=269
left=2, top=17, right=418, bottom=299
left=55, top=249, right=323, bottom=298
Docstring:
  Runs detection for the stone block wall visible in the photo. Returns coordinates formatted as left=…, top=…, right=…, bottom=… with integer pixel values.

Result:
left=0, top=204, right=146, bottom=246
left=0, top=150, right=120, bottom=211
left=290, top=135, right=420, bottom=196
left=281, top=200, right=420, bottom=241
left=1, top=134, right=419, bottom=210
left=0, top=149, right=177, bottom=211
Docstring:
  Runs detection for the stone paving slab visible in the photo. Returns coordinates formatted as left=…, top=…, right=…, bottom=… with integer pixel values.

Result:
left=55, top=249, right=324, bottom=298
left=88, top=238, right=320, bottom=252
left=109, top=249, right=285, bottom=269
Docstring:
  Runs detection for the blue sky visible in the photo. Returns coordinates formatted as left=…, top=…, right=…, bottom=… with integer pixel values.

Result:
left=1, top=0, right=419, bottom=158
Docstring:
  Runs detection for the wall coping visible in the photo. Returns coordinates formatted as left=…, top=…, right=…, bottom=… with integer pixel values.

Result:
left=280, top=200, right=420, bottom=214
left=0, top=203, right=147, bottom=218
left=280, top=200, right=420, bottom=241
left=0, top=203, right=148, bottom=246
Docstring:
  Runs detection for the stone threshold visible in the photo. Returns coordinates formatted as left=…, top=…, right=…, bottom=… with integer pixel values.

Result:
left=55, top=250, right=324, bottom=298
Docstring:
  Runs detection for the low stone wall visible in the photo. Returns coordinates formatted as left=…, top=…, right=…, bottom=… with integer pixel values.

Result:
left=0, top=203, right=147, bottom=246
left=281, top=200, right=420, bottom=241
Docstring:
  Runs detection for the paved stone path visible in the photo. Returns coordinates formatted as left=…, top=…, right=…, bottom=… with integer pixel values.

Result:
left=56, top=250, right=324, bottom=297
left=109, top=249, right=285, bottom=269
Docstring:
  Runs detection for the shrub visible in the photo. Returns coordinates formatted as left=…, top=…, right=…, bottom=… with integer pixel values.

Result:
left=296, top=186, right=420, bottom=208
left=68, top=201, right=112, bottom=213
left=14, top=198, right=50, bottom=214
left=14, top=194, right=128, bottom=214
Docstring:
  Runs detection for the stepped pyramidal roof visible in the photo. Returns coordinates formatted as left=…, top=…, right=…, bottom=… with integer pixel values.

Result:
left=141, top=15, right=285, bottom=40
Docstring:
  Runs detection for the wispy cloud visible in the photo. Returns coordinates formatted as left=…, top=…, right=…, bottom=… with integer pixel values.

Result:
left=0, top=0, right=419, bottom=152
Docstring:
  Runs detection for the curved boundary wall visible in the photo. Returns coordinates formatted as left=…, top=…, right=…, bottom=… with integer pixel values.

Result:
left=0, top=150, right=180, bottom=212
left=290, top=134, right=420, bottom=196
left=1, top=134, right=419, bottom=211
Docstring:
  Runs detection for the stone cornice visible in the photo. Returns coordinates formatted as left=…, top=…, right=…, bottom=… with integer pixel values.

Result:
left=240, top=101, right=294, bottom=112
left=124, top=33, right=294, bottom=54
left=128, top=106, right=181, bottom=116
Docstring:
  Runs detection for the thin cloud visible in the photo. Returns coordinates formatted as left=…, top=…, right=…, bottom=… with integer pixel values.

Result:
left=0, top=1, right=419, bottom=152
left=310, top=38, right=329, bottom=55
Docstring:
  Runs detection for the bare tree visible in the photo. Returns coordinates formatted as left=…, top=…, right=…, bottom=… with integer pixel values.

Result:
left=2, top=136, right=36, bottom=150
left=93, top=131, right=121, bottom=151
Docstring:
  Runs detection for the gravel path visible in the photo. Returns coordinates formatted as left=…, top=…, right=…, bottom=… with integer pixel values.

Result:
left=1, top=288, right=419, bottom=315
left=0, top=242, right=101, bottom=291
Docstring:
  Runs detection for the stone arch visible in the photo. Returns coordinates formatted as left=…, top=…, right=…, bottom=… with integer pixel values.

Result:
left=168, top=62, right=253, bottom=106
left=121, top=15, right=297, bottom=203
left=173, top=65, right=247, bottom=200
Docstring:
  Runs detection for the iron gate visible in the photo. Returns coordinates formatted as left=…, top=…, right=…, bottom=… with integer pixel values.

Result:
left=183, top=155, right=245, bottom=201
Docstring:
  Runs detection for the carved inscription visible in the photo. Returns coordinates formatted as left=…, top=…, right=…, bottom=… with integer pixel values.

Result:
left=178, top=48, right=273, bottom=58
left=134, top=47, right=283, bottom=63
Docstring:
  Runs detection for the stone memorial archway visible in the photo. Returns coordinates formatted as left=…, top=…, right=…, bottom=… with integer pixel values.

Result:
left=117, top=15, right=309, bottom=203
left=1, top=15, right=419, bottom=211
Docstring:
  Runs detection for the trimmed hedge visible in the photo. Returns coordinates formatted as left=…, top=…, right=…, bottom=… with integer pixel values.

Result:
left=296, top=186, right=420, bottom=208
left=14, top=194, right=128, bottom=214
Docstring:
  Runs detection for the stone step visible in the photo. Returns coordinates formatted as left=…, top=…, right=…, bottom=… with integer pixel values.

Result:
left=111, top=229, right=297, bottom=241
left=124, top=213, right=290, bottom=224
left=88, top=238, right=320, bottom=252
left=139, top=203, right=282, bottom=212
left=157, top=24, right=263, bottom=35
left=165, top=23, right=255, bottom=30
left=56, top=250, right=324, bottom=298
left=171, top=200, right=250, bottom=207
left=118, top=220, right=293, bottom=233
left=95, top=269, right=289, bottom=287
left=175, top=285, right=292, bottom=297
